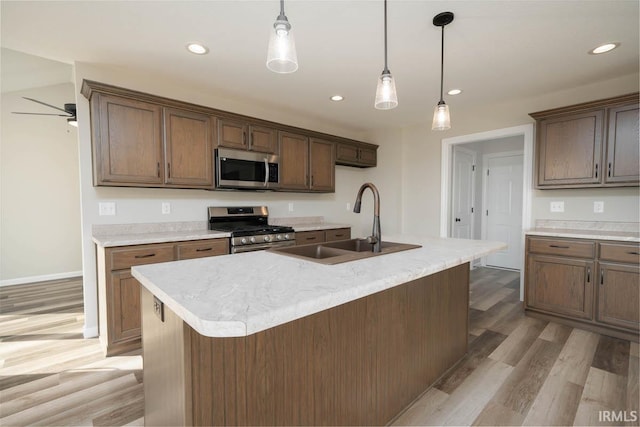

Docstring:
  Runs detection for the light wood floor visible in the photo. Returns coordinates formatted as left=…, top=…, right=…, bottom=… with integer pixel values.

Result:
left=1, top=269, right=638, bottom=426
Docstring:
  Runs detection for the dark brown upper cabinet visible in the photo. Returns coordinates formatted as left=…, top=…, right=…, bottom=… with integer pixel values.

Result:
left=336, top=141, right=377, bottom=167
left=530, top=93, right=639, bottom=189
left=217, top=118, right=278, bottom=154
left=163, top=108, right=214, bottom=188
left=82, top=80, right=377, bottom=192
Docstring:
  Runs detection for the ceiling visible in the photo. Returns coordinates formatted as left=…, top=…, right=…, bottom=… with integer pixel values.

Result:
left=1, top=1, right=638, bottom=133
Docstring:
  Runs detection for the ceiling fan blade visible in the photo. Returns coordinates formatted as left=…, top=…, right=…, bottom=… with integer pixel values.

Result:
left=22, top=97, right=71, bottom=114
left=12, top=112, right=72, bottom=117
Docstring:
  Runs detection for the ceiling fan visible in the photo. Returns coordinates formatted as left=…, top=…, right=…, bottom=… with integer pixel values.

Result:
left=12, top=97, right=77, bottom=127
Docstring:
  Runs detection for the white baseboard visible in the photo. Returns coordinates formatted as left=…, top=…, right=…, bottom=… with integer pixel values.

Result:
left=0, top=271, right=83, bottom=287
left=83, top=325, right=99, bottom=339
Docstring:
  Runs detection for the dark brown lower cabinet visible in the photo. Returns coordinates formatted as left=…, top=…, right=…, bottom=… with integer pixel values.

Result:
left=141, top=263, right=470, bottom=426
left=525, top=236, right=639, bottom=341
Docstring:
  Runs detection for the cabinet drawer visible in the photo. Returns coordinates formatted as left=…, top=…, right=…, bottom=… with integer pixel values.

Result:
left=599, top=242, right=640, bottom=264
left=109, top=244, right=175, bottom=271
left=296, top=230, right=325, bottom=245
left=325, top=228, right=351, bottom=242
left=176, top=239, right=229, bottom=260
left=527, top=237, right=595, bottom=259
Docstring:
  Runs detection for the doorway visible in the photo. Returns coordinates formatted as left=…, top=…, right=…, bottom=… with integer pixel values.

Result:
left=440, top=124, right=534, bottom=300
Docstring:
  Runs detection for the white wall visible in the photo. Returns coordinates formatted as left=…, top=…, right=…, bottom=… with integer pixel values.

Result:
left=73, top=62, right=401, bottom=337
left=402, top=72, right=640, bottom=237
left=0, top=83, right=82, bottom=283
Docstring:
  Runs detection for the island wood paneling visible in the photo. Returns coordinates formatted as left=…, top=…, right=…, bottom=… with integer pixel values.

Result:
left=141, top=263, right=469, bottom=426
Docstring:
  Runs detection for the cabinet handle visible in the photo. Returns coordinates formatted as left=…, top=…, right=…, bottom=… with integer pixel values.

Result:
left=167, top=163, right=171, bottom=179
left=196, top=247, right=213, bottom=252
left=157, top=162, right=160, bottom=177
left=135, top=253, right=156, bottom=259
left=627, top=251, right=640, bottom=255
left=587, top=267, right=591, bottom=283
left=334, top=234, right=345, bottom=238
left=243, top=132, right=247, bottom=146
left=311, top=175, right=314, bottom=186
left=595, top=163, right=598, bottom=179
left=608, top=162, right=612, bottom=178
left=307, top=237, right=317, bottom=241
left=549, top=244, right=570, bottom=249
left=600, top=269, right=604, bottom=285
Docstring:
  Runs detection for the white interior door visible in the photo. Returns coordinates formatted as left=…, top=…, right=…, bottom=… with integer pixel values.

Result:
left=451, top=147, right=475, bottom=239
left=484, top=153, right=523, bottom=270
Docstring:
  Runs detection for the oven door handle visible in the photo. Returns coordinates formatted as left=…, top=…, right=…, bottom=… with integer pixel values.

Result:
left=264, top=158, right=269, bottom=187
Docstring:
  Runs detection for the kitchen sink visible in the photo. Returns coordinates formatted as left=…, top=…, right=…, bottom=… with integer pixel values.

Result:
left=269, top=238, right=421, bottom=265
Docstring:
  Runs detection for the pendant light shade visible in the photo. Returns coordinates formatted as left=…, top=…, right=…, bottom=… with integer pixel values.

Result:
left=266, top=0, right=298, bottom=73
left=374, top=0, right=398, bottom=110
left=375, top=71, right=398, bottom=110
left=431, top=12, right=454, bottom=131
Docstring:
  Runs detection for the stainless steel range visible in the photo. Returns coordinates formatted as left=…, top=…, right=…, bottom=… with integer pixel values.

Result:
left=208, top=206, right=295, bottom=253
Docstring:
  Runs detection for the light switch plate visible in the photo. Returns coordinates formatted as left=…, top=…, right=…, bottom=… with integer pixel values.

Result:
left=346, top=202, right=351, bottom=211
left=594, top=201, right=604, bottom=213
left=99, top=202, right=116, bottom=216
left=161, top=202, right=171, bottom=214
left=550, top=201, right=564, bottom=213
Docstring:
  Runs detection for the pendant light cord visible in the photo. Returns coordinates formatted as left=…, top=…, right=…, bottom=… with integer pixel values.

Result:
left=439, top=24, right=445, bottom=103
left=278, top=0, right=286, bottom=20
left=383, top=0, right=389, bottom=73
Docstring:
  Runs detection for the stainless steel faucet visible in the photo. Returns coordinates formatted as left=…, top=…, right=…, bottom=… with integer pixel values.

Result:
left=353, top=182, right=381, bottom=253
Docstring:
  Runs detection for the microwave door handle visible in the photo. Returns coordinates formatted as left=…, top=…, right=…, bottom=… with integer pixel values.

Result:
left=264, top=158, right=269, bottom=187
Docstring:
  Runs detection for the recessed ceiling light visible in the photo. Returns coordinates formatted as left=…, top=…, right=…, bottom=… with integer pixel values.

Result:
left=330, top=95, right=344, bottom=102
left=589, top=43, right=620, bottom=55
left=448, top=89, right=462, bottom=95
left=186, top=43, right=209, bottom=55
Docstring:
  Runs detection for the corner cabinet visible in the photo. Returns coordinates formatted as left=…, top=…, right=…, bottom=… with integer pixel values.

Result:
left=525, top=236, right=639, bottom=341
left=96, top=238, right=229, bottom=356
left=530, top=93, right=639, bottom=189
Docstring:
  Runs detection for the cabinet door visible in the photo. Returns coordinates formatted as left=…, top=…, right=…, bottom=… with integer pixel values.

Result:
left=537, top=110, right=604, bottom=187
left=358, top=147, right=377, bottom=166
left=218, top=118, right=247, bottom=150
left=597, top=262, right=639, bottom=331
left=279, top=132, right=309, bottom=190
left=95, top=93, right=163, bottom=185
left=164, top=108, right=214, bottom=188
left=249, top=125, right=278, bottom=154
left=526, top=254, right=594, bottom=320
left=309, top=138, right=335, bottom=192
left=110, top=270, right=141, bottom=344
left=604, top=103, right=640, bottom=184
left=336, top=143, right=360, bottom=164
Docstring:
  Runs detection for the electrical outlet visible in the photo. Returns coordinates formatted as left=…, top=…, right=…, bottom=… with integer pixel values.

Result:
left=346, top=202, right=351, bottom=211
left=594, top=201, right=604, bottom=213
left=161, top=202, right=171, bottom=214
left=288, top=203, right=294, bottom=212
left=550, top=201, right=564, bottom=213
left=99, top=202, right=116, bottom=216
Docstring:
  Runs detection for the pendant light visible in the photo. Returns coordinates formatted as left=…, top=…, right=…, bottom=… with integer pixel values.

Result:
left=266, top=0, right=298, bottom=73
left=374, top=0, right=398, bottom=109
left=431, top=12, right=454, bottom=130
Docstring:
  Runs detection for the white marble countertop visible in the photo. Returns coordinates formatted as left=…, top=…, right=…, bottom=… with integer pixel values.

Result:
left=291, top=222, right=352, bottom=232
left=92, top=229, right=231, bottom=247
left=132, top=234, right=506, bottom=338
left=526, top=228, right=640, bottom=243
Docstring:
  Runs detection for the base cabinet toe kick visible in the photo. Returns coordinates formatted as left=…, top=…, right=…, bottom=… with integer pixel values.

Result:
left=140, top=263, right=470, bottom=426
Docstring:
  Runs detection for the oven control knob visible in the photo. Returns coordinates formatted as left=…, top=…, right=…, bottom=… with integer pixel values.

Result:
left=250, top=237, right=256, bottom=243
left=241, top=238, right=248, bottom=245
left=264, top=235, right=272, bottom=242
left=284, top=234, right=291, bottom=240
left=276, top=234, right=283, bottom=240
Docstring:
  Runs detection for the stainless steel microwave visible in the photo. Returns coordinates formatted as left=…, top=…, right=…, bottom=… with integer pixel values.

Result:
left=215, top=148, right=280, bottom=190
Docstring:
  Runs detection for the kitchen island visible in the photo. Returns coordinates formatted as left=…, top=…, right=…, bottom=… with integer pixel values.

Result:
left=133, top=234, right=505, bottom=426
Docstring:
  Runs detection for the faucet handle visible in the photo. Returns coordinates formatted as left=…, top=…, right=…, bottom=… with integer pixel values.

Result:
left=366, top=235, right=379, bottom=245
